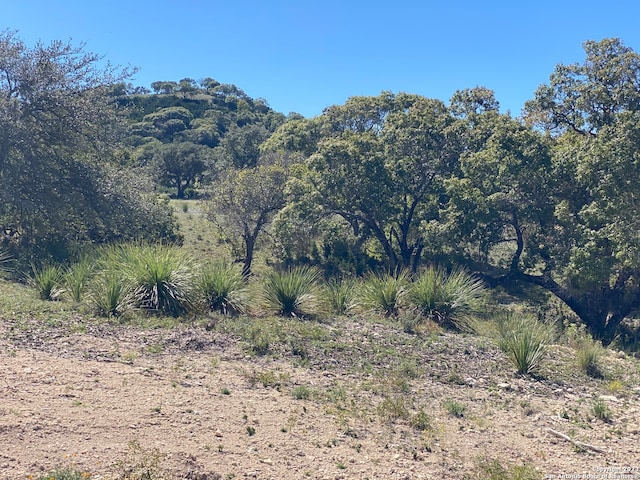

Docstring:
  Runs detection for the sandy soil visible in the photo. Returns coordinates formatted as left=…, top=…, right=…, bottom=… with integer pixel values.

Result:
left=1, top=318, right=640, bottom=480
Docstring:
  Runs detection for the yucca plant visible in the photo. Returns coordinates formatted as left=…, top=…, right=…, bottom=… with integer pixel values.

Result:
left=65, top=256, right=95, bottom=303
left=260, top=265, right=321, bottom=318
left=198, top=261, right=248, bottom=314
left=123, top=244, right=195, bottom=317
left=408, top=266, right=486, bottom=330
left=89, top=268, right=134, bottom=317
left=0, top=247, right=12, bottom=279
left=497, top=312, right=554, bottom=375
left=324, top=278, right=356, bottom=315
left=28, top=263, right=65, bottom=301
left=358, top=270, right=409, bottom=317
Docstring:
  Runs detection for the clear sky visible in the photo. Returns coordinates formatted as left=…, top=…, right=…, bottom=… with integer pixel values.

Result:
left=4, top=1, right=640, bottom=118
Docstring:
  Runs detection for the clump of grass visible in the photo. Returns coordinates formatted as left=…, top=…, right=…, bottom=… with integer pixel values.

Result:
left=324, top=278, right=356, bottom=315
left=65, top=257, right=95, bottom=303
left=497, top=312, right=554, bottom=375
left=197, top=261, right=248, bottom=314
left=408, top=266, right=485, bottom=330
left=377, top=395, right=410, bottom=422
left=576, top=336, right=604, bottom=378
left=470, top=456, right=542, bottom=480
left=291, top=385, right=312, bottom=400
left=36, top=469, right=91, bottom=479
left=28, top=263, right=65, bottom=301
left=123, top=244, right=195, bottom=316
left=410, top=409, right=432, bottom=431
left=245, top=322, right=274, bottom=355
left=358, top=270, right=409, bottom=317
left=260, top=266, right=322, bottom=318
left=444, top=399, right=467, bottom=418
left=592, top=398, right=612, bottom=422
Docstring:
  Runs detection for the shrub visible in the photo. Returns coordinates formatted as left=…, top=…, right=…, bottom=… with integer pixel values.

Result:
left=198, top=261, right=248, bottom=314
left=408, top=266, right=486, bottom=330
left=260, top=266, right=321, bottom=318
left=358, top=270, right=409, bottom=317
left=28, top=263, right=65, bottom=301
left=497, top=312, right=554, bottom=375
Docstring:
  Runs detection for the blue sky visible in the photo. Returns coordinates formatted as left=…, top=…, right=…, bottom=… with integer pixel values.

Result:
left=4, top=1, right=640, bottom=118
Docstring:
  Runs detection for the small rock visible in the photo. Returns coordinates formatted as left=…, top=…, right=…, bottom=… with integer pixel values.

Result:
left=497, top=383, right=511, bottom=389
left=260, top=458, right=273, bottom=465
left=214, top=429, right=223, bottom=437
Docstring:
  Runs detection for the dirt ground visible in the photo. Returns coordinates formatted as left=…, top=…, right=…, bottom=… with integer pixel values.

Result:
left=1, top=317, right=640, bottom=480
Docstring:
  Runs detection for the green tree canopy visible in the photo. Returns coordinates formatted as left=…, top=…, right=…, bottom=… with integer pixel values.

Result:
left=444, top=39, right=640, bottom=342
left=207, top=162, right=288, bottom=277
left=152, top=142, right=213, bottom=198
left=0, top=31, right=179, bottom=261
left=278, top=92, right=459, bottom=272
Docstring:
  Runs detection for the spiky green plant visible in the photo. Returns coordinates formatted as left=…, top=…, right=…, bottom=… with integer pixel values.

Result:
left=497, top=312, right=554, bottom=375
left=260, top=266, right=321, bottom=318
left=358, top=271, right=409, bottom=317
left=0, top=248, right=12, bottom=279
left=324, top=278, right=356, bottom=315
left=65, top=256, right=95, bottom=303
left=28, top=263, right=65, bottom=300
left=197, top=261, right=248, bottom=314
left=123, top=244, right=195, bottom=317
left=408, top=266, right=485, bottom=330
left=89, top=268, right=134, bottom=317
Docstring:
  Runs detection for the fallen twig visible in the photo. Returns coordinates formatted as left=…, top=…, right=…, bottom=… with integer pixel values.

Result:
left=547, top=428, right=605, bottom=453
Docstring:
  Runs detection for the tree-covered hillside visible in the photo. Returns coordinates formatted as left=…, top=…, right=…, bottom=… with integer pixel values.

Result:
left=114, top=78, right=293, bottom=198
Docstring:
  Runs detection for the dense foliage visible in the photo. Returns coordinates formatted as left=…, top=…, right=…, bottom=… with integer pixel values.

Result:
left=1, top=31, right=638, bottom=342
left=0, top=31, right=179, bottom=263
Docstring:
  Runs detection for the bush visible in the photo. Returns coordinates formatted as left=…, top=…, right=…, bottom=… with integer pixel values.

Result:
left=358, top=271, right=409, bottom=317
left=28, top=263, right=65, bottom=301
left=408, top=266, right=486, bottom=330
left=260, top=266, right=321, bottom=318
left=198, top=261, right=248, bottom=314
left=497, top=312, right=554, bottom=375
